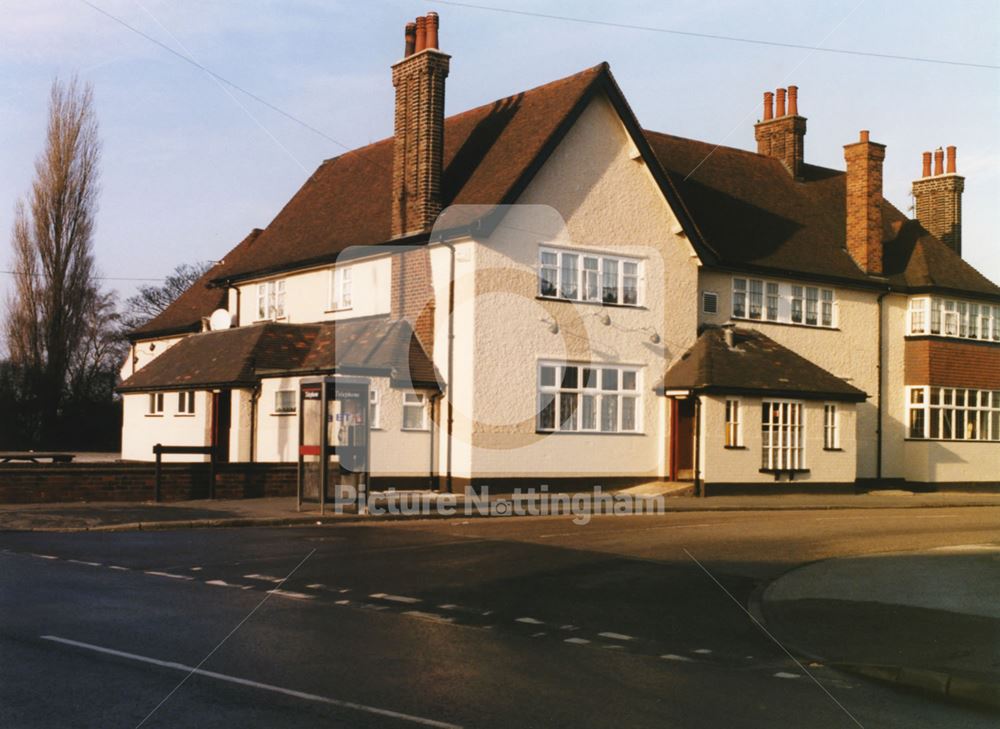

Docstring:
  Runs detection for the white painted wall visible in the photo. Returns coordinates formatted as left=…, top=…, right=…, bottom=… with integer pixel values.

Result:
left=121, top=391, right=212, bottom=462
left=700, top=395, right=858, bottom=484
left=902, top=439, right=1000, bottom=483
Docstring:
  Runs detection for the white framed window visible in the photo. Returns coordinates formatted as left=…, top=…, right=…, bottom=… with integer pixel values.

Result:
left=256, top=279, right=286, bottom=321
left=177, top=391, right=196, bottom=415
left=908, top=297, right=999, bottom=341
left=702, top=291, right=719, bottom=314
left=274, top=389, right=296, bottom=414
left=538, top=247, right=643, bottom=306
left=537, top=362, right=641, bottom=433
left=733, top=277, right=834, bottom=328
left=823, top=404, right=839, bottom=449
left=329, top=267, right=353, bottom=310
left=761, top=400, right=805, bottom=470
left=403, top=392, right=428, bottom=431
left=906, top=386, right=1000, bottom=441
left=369, top=388, right=381, bottom=429
left=148, top=392, right=164, bottom=415
left=725, top=399, right=742, bottom=447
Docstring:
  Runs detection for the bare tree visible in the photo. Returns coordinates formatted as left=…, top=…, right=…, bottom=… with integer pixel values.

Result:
left=121, top=261, right=212, bottom=332
left=4, top=76, right=102, bottom=444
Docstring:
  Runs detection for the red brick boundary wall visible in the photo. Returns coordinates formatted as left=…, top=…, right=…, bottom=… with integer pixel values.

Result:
left=0, top=463, right=296, bottom=504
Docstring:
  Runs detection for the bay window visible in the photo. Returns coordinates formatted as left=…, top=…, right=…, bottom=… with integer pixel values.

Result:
left=538, top=247, right=642, bottom=306
left=908, top=297, right=999, bottom=341
left=907, top=386, right=1000, bottom=441
left=537, top=362, right=641, bottom=433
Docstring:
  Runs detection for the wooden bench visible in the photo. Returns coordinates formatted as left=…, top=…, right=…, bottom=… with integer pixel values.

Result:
left=0, top=452, right=75, bottom=464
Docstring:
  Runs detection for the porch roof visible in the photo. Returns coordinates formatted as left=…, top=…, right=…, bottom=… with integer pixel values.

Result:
left=661, top=327, right=867, bottom=402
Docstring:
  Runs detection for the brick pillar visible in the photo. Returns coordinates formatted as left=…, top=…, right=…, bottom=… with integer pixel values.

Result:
left=912, top=146, right=964, bottom=256
left=754, top=86, right=807, bottom=178
left=391, top=13, right=450, bottom=239
left=391, top=249, right=435, bottom=355
left=843, top=130, right=886, bottom=275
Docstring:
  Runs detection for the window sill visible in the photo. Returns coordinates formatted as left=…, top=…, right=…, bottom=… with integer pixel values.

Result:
left=536, top=296, right=645, bottom=310
left=145, top=414, right=164, bottom=418
left=731, top=317, right=839, bottom=332
left=271, top=412, right=297, bottom=417
left=823, top=447, right=844, bottom=452
left=174, top=414, right=195, bottom=418
left=535, top=430, right=645, bottom=436
left=401, top=427, right=430, bottom=433
left=723, top=445, right=746, bottom=450
left=904, top=437, right=1000, bottom=443
left=324, top=307, right=353, bottom=314
left=759, top=468, right=810, bottom=474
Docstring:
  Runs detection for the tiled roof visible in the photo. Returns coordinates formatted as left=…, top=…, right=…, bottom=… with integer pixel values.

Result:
left=136, top=63, right=999, bottom=340
left=661, top=327, right=867, bottom=402
left=118, top=317, right=439, bottom=392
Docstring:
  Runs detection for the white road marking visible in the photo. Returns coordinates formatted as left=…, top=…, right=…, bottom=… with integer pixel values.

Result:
left=39, top=635, right=462, bottom=729
left=306, top=583, right=324, bottom=589
left=515, top=617, right=543, bottom=625
left=243, top=574, right=284, bottom=583
left=204, top=580, right=253, bottom=590
left=189, top=567, right=203, bottom=571
left=335, top=599, right=351, bottom=605
left=438, top=604, right=459, bottom=610
left=31, top=554, right=58, bottom=560
left=602, top=645, right=624, bottom=650
left=369, top=593, right=421, bottom=604
left=564, top=637, right=590, bottom=645
left=559, top=624, right=578, bottom=631
left=661, top=654, right=693, bottom=662
left=267, top=589, right=314, bottom=601
left=66, top=559, right=102, bottom=567
left=693, top=648, right=713, bottom=654
left=597, top=632, right=634, bottom=641
left=403, top=611, right=453, bottom=624
left=108, top=566, right=130, bottom=571
left=144, top=571, right=193, bottom=580
left=774, top=672, right=801, bottom=679
left=531, top=632, right=547, bottom=638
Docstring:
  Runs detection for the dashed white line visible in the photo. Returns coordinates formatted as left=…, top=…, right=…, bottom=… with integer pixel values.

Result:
left=108, top=565, right=130, bottom=572
left=774, top=672, right=801, bottom=679
left=204, top=580, right=254, bottom=590
left=564, top=637, right=590, bottom=645
left=144, top=571, right=193, bottom=581
left=693, top=648, right=713, bottom=654
left=369, top=593, right=421, bottom=604
left=267, top=589, right=314, bottom=601
left=597, top=632, right=634, bottom=641
left=661, top=654, right=694, bottom=662
left=403, top=610, right=453, bottom=624
left=243, top=574, right=283, bottom=583
left=39, top=635, right=462, bottom=729
left=31, top=554, right=58, bottom=560
left=335, top=599, right=351, bottom=605
left=515, top=617, right=544, bottom=625
left=66, top=559, right=102, bottom=567
left=531, top=632, right=547, bottom=638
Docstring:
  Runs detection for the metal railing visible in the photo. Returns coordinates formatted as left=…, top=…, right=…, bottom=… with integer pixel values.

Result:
left=152, top=444, right=216, bottom=502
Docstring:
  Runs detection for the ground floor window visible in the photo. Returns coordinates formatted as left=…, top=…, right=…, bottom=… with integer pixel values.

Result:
left=148, top=392, right=164, bottom=415
left=177, top=391, right=195, bottom=415
left=823, top=404, right=839, bottom=449
left=725, top=399, right=741, bottom=447
left=907, top=386, right=1000, bottom=441
left=274, top=389, right=296, bottom=414
left=537, top=362, right=641, bottom=433
left=403, top=392, right=428, bottom=431
left=762, top=400, right=804, bottom=470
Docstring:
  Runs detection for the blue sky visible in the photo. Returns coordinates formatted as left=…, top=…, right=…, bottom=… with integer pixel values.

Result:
left=1, top=0, right=998, bottom=306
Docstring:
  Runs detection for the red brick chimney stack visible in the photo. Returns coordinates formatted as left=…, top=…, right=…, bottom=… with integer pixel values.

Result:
left=391, top=12, right=451, bottom=239
left=755, top=86, right=807, bottom=179
left=843, top=129, right=886, bottom=275
left=913, top=144, right=965, bottom=256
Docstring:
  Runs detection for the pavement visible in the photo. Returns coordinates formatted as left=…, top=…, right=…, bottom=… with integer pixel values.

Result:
left=760, top=544, right=1000, bottom=710
left=3, top=488, right=1000, bottom=532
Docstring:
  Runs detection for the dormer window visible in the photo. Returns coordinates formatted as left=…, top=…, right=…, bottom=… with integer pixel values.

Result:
left=256, top=279, right=286, bottom=321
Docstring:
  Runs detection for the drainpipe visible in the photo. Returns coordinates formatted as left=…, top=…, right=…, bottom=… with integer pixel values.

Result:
left=875, top=289, right=890, bottom=483
left=249, top=383, right=260, bottom=463
left=693, top=396, right=703, bottom=497
left=442, top=241, right=456, bottom=494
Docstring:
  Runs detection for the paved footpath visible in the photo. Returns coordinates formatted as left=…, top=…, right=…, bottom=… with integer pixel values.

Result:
left=3, top=490, right=1000, bottom=531
left=761, top=544, right=1000, bottom=710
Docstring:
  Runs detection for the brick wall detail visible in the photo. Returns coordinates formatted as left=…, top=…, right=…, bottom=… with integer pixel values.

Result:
left=904, top=338, right=1000, bottom=389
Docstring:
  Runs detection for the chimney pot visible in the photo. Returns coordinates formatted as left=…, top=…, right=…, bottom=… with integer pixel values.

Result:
left=776, top=87, right=786, bottom=117
left=404, top=21, right=416, bottom=57
left=414, top=15, right=426, bottom=52
left=787, top=85, right=798, bottom=115
left=859, top=129, right=870, bottom=143
left=426, top=11, right=439, bottom=49
left=763, top=91, right=774, bottom=120
left=934, top=147, right=944, bottom=176
left=922, top=151, right=932, bottom=178
left=946, top=145, right=956, bottom=174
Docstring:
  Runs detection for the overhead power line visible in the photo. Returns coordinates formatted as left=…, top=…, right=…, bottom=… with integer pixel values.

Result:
left=0, top=270, right=166, bottom=282
left=432, top=0, right=1000, bottom=70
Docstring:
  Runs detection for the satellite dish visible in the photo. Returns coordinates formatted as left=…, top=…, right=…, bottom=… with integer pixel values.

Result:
left=209, top=309, right=232, bottom=331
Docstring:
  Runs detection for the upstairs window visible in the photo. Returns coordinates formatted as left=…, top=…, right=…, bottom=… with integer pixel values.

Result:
left=908, top=297, right=999, bottom=341
left=148, top=392, right=164, bottom=415
left=403, top=393, right=428, bottom=431
left=734, top=278, right=834, bottom=328
left=329, top=267, right=353, bottom=310
left=256, top=279, right=286, bottom=321
left=538, top=247, right=642, bottom=307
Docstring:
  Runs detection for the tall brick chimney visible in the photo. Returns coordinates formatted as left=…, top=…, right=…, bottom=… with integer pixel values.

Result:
left=391, top=12, right=450, bottom=239
left=843, top=130, right=886, bottom=275
left=912, top=145, right=964, bottom=256
left=754, top=85, right=807, bottom=178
